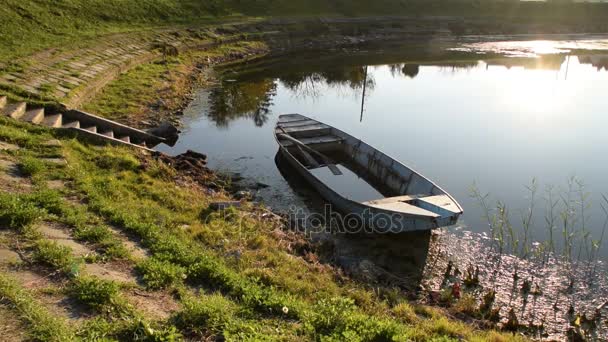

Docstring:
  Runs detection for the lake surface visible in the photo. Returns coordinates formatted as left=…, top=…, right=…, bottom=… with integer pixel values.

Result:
left=160, top=38, right=608, bottom=257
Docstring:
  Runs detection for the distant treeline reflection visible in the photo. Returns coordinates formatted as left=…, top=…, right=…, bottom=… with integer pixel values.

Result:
left=206, top=53, right=608, bottom=127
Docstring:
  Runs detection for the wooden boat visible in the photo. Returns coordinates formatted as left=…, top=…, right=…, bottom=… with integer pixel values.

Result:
left=274, top=114, right=463, bottom=233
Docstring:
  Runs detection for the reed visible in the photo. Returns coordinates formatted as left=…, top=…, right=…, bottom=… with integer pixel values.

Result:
left=471, top=177, right=608, bottom=264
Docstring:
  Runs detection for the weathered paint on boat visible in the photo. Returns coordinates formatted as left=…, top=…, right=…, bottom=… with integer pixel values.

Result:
left=274, top=113, right=463, bottom=233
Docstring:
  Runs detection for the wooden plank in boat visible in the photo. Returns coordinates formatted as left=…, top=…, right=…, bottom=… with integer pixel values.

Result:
left=279, top=114, right=309, bottom=123
left=276, top=123, right=329, bottom=133
left=367, top=201, right=440, bottom=218
left=417, top=195, right=461, bottom=214
left=362, top=195, right=419, bottom=205
left=278, top=119, right=319, bottom=128
left=280, top=135, right=343, bottom=147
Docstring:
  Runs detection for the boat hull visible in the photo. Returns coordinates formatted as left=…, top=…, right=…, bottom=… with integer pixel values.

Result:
left=278, top=147, right=457, bottom=233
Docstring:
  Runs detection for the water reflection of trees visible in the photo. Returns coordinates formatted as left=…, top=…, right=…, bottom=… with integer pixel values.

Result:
left=280, top=66, right=375, bottom=100
left=207, top=66, right=377, bottom=127
left=207, top=79, right=277, bottom=128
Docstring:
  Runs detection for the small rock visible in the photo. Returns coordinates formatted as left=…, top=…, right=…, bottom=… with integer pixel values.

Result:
left=234, top=190, right=252, bottom=200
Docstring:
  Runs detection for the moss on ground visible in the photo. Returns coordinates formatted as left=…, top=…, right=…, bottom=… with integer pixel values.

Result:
left=0, top=116, right=529, bottom=341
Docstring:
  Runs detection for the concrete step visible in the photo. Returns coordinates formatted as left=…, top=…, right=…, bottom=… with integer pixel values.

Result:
left=100, top=130, right=114, bottom=138
left=2, top=102, right=27, bottom=119
left=118, top=136, right=130, bottom=143
left=62, top=120, right=80, bottom=129
left=0, top=96, right=6, bottom=110
left=22, top=108, right=45, bottom=124
left=65, top=109, right=165, bottom=147
left=42, top=114, right=63, bottom=128
left=68, top=127, right=154, bottom=152
left=83, top=125, right=97, bottom=133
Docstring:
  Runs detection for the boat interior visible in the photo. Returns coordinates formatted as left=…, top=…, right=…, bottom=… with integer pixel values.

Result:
left=276, top=114, right=462, bottom=218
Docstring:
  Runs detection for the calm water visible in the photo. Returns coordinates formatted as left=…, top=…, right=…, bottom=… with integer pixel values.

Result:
left=160, top=39, right=608, bottom=256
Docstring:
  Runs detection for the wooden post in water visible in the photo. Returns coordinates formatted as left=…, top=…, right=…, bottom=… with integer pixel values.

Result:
left=360, top=66, right=368, bottom=122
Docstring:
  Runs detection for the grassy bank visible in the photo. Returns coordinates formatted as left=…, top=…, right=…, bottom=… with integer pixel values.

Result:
left=0, top=115, right=527, bottom=341
left=3, top=0, right=608, bottom=64
left=81, top=41, right=269, bottom=127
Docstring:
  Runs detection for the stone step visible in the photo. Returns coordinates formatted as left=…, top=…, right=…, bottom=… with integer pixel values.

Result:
left=2, top=102, right=27, bottom=119
left=118, top=136, right=130, bottom=143
left=65, top=109, right=164, bottom=147
left=62, top=120, right=80, bottom=129
left=0, top=96, right=6, bottom=109
left=68, top=127, right=154, bottom=152
left=100, top=130, right=114, bottom=138
left=83, top=125, right=97, bottom=133
left=42, top=114, right=63, bottom=128
left=22, top=108, right=45, bottom=124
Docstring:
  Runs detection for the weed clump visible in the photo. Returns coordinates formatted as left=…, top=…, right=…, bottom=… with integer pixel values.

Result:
left=137, top=258, right=186, bottom=289
left=74, top=225, right=112, bottom=243
left=18, top=155, right=44, bottom=176
left=32, top=240, right=75, bottom=272
left=71, top=276, right=121, bottom=311
left=173, top=293, right=238, bottom=336
left=0, top=193, right=44, bottom=229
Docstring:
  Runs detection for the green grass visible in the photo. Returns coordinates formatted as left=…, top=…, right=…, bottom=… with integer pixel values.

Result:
left=32, top=239, right=76, bottom=272
left=136, top=257, right=186, bottom=290
left=18, top=155, right=44, bottom=176
left=0, top=192, right=44, bottom=229
left=0, top=0, right=237, bottom=63
left=174, top=292, right=240, bottom=336
left=70, top=276, right=122, bottom=311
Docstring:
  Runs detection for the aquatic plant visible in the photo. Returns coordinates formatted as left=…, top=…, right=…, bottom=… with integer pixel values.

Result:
left=471, top=178, right=608, bottom=264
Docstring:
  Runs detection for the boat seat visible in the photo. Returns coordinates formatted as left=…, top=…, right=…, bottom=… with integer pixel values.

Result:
left=278, top=119, right=319, bottom=128
left=363, top=194, right=460, bottom=217
left=276, top=123, right=330, bottom=136
left=278, top=114, right=309, bottom=123
left=363, top=195, right=420, bottom=205
left=416, top=195, right=461, bottom=215
left=280, top=135, right=343, bottom=147
left=365, top=201, right=440, bottom=218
